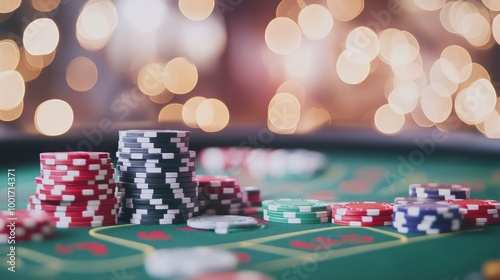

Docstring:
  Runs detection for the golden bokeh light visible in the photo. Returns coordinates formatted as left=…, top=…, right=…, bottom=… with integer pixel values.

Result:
left=0, top=0, right=20, bottom=13
left=461, top=13, right=491, bottom=47
left=483, top=97, right=500, bottom=138
left=0, top=70, right=24, bottom=110
left=345, top=27, right=379, bottom=64
left=0, top=100, right=23, bottom=122
left=336, top=50, right=370, bottom=85
left=296, top=107, right=331, bottom=133
left=493, top=14, right=500, bottom=45
left=439, top=2, right=456, bottom=34
left=182, top=96, right=207, bottom=128
left=77, top=0, right=118, bottom=51
left=411, top=100, right=435, bottom=128
left=158, top=103, right=184, bottom=123
left=377, top=28, right=401, bottom=64
left=388, top=82, right=419, bottom=114
left=0, top=39, right=19, bottom=71
left=66, top=56, right=98, bottom=92
left=265, top=17, right=302, bottom=55
left=298, top=4, right=333, bottom=40
left=196, top=98, right=230, bottom=132
left=327, top=0, right=364, bottom=21
left=268, top=93, right=301, bottom=130
left=149, top=91, right=174, bottom=104
left=276, top=80, right=305, bottom=103
left=440, top=45, right=472, bottom=83
left=30, top=0, right=60, bottom=12
left=35, top=99, right=74, bottom=136
left=23, top=18, right=59, bottom=55
left=429, top=59, right=459, bottom=97
left=460, top=63, right=490, bottom=89
left=121, top=0, right=166, bottom=32
left=138, top=63, right=166, bottom=96
left=179, top=0, right=214, bottom=21
left=374, top=104, right=405, bottom=134
left=276, top=0, right=298, bottom=20
left=163, top=57, right=198, bottom=95
left=483, top=0, right=500, bottom=11
left=420, top=86, right=452, bottom=123
left=391, top=53, right=423, bottom=80
left=413, top=0, right=445, bottom=11
left=24, top=48, right=56, bottom=69
left=15, top=48, right=42, bottom=82
left=455, top=79, right=497, bottom=124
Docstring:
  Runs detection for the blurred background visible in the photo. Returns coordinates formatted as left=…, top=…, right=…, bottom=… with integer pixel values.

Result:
left=0, top=0, right=499, bottom=148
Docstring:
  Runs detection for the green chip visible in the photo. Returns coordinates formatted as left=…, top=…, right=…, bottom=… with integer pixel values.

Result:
left=263, top=214, right=330, bottom=224
left=263, top=209, right=331, bottom=218
left=262, top=199, right=330, bottom=213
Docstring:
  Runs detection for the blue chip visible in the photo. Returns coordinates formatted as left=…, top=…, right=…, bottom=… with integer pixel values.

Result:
left=394, top=202, right=460, bottom=217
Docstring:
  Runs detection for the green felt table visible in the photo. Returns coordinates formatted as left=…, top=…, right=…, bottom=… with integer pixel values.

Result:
left=1, top=148, right=500, bottom=280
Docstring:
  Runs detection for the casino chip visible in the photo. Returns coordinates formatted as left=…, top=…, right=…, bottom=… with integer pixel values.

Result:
left=116, top=130, right=200, bottom=224
left=144, top=247, right=238, bottom=279
left=0, top=210, right=53, bottom=243
left=437, top=199, right=500, bottom=226
left=330, top=202, right=393, bottom=227
left=392, top=202, right=462, bottom=234
left=31, top=152, right=118, bottom=228
left=262, top=199, right=331, bottom=224
left=187, top=215, right=259, bottom=230
left=408, top=183, right=470, bottom=201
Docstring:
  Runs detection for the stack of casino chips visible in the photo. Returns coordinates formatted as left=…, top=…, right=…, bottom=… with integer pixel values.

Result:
left=242, top=186, right=262, bottom=207
left=392, top=202, right=462, bottom=234
left=0, top=210, right=53, bottom=243
left=115, top=130, right=199, bottom=224
left=262, top=199, right=331, bottom=224
left=409, top=183, right=470, bottom=201
left=331, top=202, right=393, bottom=226
left=30, top=152, right=118, bottom=228
left=197, top=175, right=258, bottom=215
left=437, top=199, right=500, bottom=226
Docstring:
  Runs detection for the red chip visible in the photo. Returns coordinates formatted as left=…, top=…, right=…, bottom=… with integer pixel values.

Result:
left=330, top=202, right=394, bottom=216
left=40, top=152, right=110, bottom=160
left=331, top=219, right=392, bottom=227
left=437, top=199, right=500, bottom=210
left=196, top=175, right=238, bottom=187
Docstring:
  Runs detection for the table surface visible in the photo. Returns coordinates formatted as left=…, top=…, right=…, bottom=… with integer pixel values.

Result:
left=1, top=148, right=500, bottom=280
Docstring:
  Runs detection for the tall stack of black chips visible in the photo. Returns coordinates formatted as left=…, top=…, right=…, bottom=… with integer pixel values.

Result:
left=115, top=130, right=199, bottom=224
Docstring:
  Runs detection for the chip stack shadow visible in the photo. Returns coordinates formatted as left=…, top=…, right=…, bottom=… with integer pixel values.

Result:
left=115, top=130, right=200, bottom=224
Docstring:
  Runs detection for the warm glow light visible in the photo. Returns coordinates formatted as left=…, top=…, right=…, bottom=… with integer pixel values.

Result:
left=149, top=91, right=174, bottom=104
left=158, top=103, right=184, bottom=123
left=378, top=28, right=401, bottom=64
left=420, top=86, right=452, bottom=123
left=388, top=82, right=419, bottom=114
left=30, top=0, right=60, bottom=12
left=196, top=99, right=230, bottom=132
left=121, top=0, right=166, bottom=32
left=411, top=100, right=435, bottom=128
left=276, top=80, right=305, bottom=103
left=163, top=57, right=198, bottom=94
left=439, top=2, right=455, bottom=34
left=0, top=39, right=20, bottom=71
left=23, top=18, right=59, bottom=55
left=179, top=0, right=214, bottom=21
left=35, top=99, right=74, bottom=136
left=66, top=57, right=98, bottom=92
left=440, top=45, right=472, bottom=83
left=24, top=48, right=56, bottom=69
left=15, top=48, right=42, bottom=82
left=345, top=27, right=379, bottom=64
left=137, top=63, right=166, bottom=96
left=336, top=50, right=370, bottom=85
left=182, top=96, right=207, bottom=128
left=413, top=0, right=445, bottom=11
left=461, top=13, right=491, bottom=47
left=0, top=100, right=23, bottom=121
left=374, top=104, right=405, bottom=134
left=276, top=0, right=298, bottom=20
left=483, top=0, right=500, bottom=11
left=268, top=93, right=301, bottom=130
left=327, top=0, right=364, bottom=21
left=493, top=15, right=500, bottom=45
left=297, top=107, right=331, bottom=133
left=0, top=0, right=21, bottom=13
left=455, top=79, right=497, bottom=124
left=460, top=63, right=490, bottom=89
left=76, top=0, right=118, bottom=51
left=430, top=59, right=459, bottom=97
left=298, top=4, right=333, bottom=40
left=265, top=17, right=302, bottom=55
left=0, top=70, right=24, bottom=110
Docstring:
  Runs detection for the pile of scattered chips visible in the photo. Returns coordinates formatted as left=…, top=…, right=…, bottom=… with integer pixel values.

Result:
left=197, top=175, right=258, bottom=215
left=263, top=199, right=331, bottom=224
left=30, top=152, right=118, bottom=228
left=116, top=130, right=199, bottom=224
left=0, top=210, right=53, bottom=243
left=392, top=203, right=462, bottom=234
left=438, top=199, right=500, bottom=226
left=331, top=202, right=393, bottom=226
left=187, top=215, right=262, bottom=234
left=409, top=183, right=470, bottom=200
left=145, top=247, right=238, bottom=279
left=198, top=147, right=326, bottom=178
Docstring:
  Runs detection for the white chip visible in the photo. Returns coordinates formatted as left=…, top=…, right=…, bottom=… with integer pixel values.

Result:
left=187, top=215, right=258, bottom=230
left=145, top=247, right=238, bottom=278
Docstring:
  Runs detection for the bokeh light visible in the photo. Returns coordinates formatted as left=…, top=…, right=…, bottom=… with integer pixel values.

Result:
left=66, top=57, right=98, bottom=92
left=276, top=80, right=305, bottom=103
left=298, top=4, right=333, bottom=40
left=163, top=57, right=198, bottom=95
left=413, top=0, right=446, bottom=11
left=196, top=99, right=230, bottom=132
left=265, top=17, right=302, bottom=55
left=179, top=0, right=214, bottom=21
left=327, top=0, right=364, bottom=21
left=149, top=91, right=174, bottom=104
left=388, top=81, right=419, bottom=114
left=137, top=63, right=166, bottom=96
left=374, top=104, right=405, bottom=134
left=455, top=79, right=496, bottom=124
left=420, top=85, right=452, bottom=123
left=0, top=0, right=21, bottom=13
left=158, top=103, right=184, bottom=123
left=182, top=96, right=207, bottom=128
left=0, top=70, right=24, bottom=110
left=336, top=50, right=370, bottom=84
left=35, top=99, right=74, bottom=136
left=345, top=27, right=379, bottom=64
left=76, top=0, right=118, bottom=51
left=0, top=39, right=20, bottom=71
left=30, top=0, right=60, bottom=12
left=493, top=14, right=500, bottom=45
left=23, top=18, right=59, bottom=55
left=120, top=0, right=166, bottom=32
left=0, top=100, right=23, bottom=122
left=440, top=45, right=472, bottom=83
left=268, top=93, right=301, bottom=130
